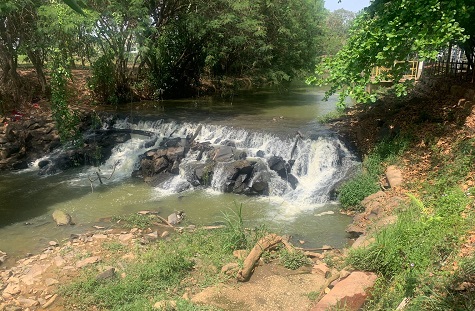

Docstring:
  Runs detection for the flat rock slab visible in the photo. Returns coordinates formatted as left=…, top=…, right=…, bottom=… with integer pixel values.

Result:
left=385, top=165, right=403, bottom=188
left=312, top=271, right=377, bottom=311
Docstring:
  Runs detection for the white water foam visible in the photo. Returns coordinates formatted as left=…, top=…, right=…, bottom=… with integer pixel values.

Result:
left=99, top=119, right=358, bottom=217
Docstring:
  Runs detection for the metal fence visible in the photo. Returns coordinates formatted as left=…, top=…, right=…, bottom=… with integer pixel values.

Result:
left=423, top=60, right=474, bottom=81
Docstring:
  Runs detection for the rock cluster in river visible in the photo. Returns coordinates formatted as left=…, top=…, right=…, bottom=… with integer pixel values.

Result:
left=134, top=136, right=298, bottom=196
left=0, top=111, right=60, bottom=170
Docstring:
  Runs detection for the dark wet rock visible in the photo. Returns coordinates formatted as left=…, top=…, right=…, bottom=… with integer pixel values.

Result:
left=160, top=137, right=181, bottom=148
left=221, top=139, right=236, bottom=147
left=248, top=161, right=271, bottom=195
left=144, top=172, right=175, bottom=187
left=37, top=130, right=132, bottom=175
left=233, top=150, right=247, bottom=160
left=286, top=173, right=299, bottom=190
left=212, top=145, right=235, bottom=162
left=267, top=156, right=289, bottom=177
left=168, top=211, right=185, bottom=225
left=144, top=137, right=158, bottom=148
left=267, top=156, right=295, bottom=188
left=184, top=162, right=213, bottom=186
left=256, top=150, right=265, bottom=158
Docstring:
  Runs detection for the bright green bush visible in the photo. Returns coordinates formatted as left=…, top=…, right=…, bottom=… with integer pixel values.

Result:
left=88, top=54, right=118, bottom=105
left=338, top=173, right=380, bottom=211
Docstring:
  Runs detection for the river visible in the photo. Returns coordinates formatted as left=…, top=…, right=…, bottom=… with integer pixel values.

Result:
left=0, top=85, right=358, bottom=262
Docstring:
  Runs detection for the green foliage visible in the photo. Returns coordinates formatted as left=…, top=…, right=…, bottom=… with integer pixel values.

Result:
left=278, top=248, right=312, bottom=270
left=220, top=202, right=269, bottom=254
left=349, top=184, right=471, bottom=309
left=220, top=203, right=249, bottom=251
left=339, top=173, right=380, bottom=211
left=429, top=138, right=475, bottom=190
left=319, top=9, right=356, bottom=56
left=308, top=0, right=475, bottom=106
left=111, top=213, right=155, bottom=229
left=88, top=54, right=118, bottom=105
left=316, top=108, right=346, bottom=124
left=338, top=135, right=411, bottom=211
left=61, top=228, right=235, bottom=310
left=50, top=49, right=81, bottom=143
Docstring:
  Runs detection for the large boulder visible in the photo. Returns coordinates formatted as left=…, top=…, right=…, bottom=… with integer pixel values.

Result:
left=216, top=160, right=255, bottom=193
left=52, top=210, right=73, bottom=226
left=312, top=271, right=378, bottom=311
left=212, top=146, right=235, bottom=162
left=385, top=165, right=403, bottom=188
left=267, top=156, right=297, bottom=188
left=250, top=170, right=271, bottom=195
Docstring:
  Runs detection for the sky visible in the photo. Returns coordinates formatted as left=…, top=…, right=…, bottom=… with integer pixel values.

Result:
left=324, top=0, right=371, bottom=12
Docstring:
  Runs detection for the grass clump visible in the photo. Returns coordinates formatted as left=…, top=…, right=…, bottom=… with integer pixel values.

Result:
left=338, top=135, right=411, bottom=211
left=221, top=203, right=268, bottom=252
left=111, top=213, right=156, bottom=229
left=339, top=173, right=380, bottom=211
left=278, top=248, right=312, bottom=270
left=317, top=109, right=346, bottom=124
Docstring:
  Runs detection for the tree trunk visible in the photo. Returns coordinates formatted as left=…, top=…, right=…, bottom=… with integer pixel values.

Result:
left=27, top=49, right=47, bottom=93
left=237, top=234, right=283, bottom=282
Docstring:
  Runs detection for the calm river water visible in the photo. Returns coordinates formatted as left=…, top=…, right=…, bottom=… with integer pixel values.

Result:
left=0, top=86, right=357, bottom=262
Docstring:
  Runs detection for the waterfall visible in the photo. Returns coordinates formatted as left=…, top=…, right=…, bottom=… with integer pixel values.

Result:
left=92, top=119, right=359, bottom=215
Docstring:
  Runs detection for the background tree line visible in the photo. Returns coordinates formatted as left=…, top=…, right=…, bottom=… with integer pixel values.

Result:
left=0, top=0, right=355, bottom=111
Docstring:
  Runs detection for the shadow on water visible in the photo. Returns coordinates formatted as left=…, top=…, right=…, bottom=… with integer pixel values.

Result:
left=108, top=86, right=345, bottom=135
left=0, top=169, right=89, bottom=227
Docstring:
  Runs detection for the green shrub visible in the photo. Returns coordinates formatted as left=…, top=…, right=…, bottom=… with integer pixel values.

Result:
left=338, top=173, right=380, bottom=211
left=111, top=213, right=155, bottom=229
left=88, top=54, right=118, bottom=105
left=50, top=49, right=81, bottom=143
left=278, top=248, right=312, bottom=270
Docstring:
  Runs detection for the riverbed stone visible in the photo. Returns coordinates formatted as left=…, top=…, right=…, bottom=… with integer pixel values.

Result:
left=52, top=210, right=72, bottom=226
left=76, top=256, right=101, bottom=268
left=96, top=267, right=116, bottom=281
left=0, top=250, right=6, bottom=264
left=17, top=297, right=39, bottom=308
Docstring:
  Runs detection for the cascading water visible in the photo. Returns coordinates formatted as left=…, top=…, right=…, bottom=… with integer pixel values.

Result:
left=95, top=118, right=358, bottom=217
left=0, top=87, right=358, bottom=259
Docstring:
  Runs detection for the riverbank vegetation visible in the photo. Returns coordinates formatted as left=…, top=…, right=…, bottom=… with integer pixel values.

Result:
left=59, top=208, right=314, bottom=310
left=335, top=79, right=475, bottom=310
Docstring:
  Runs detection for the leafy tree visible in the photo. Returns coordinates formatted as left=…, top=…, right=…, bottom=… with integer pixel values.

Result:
left=308, top=0, right=475, bottom=106
left=320, top=9, right=355, bottom=56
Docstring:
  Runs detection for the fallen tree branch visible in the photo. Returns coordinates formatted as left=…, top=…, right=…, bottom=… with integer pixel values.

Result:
left=156, top=215, right=174, bottom=228
left=237, top=234, right=283, bottom=282
left=87, top=161, right=119, bottom=192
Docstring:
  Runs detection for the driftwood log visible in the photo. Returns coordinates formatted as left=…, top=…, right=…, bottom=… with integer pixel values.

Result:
left=237, top=234, right=283, bottom=282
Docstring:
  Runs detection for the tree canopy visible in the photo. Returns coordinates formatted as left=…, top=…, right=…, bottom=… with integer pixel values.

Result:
left=0, top=0, right=326, bottom=107
left=308, top=0, right=475, bottom=106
